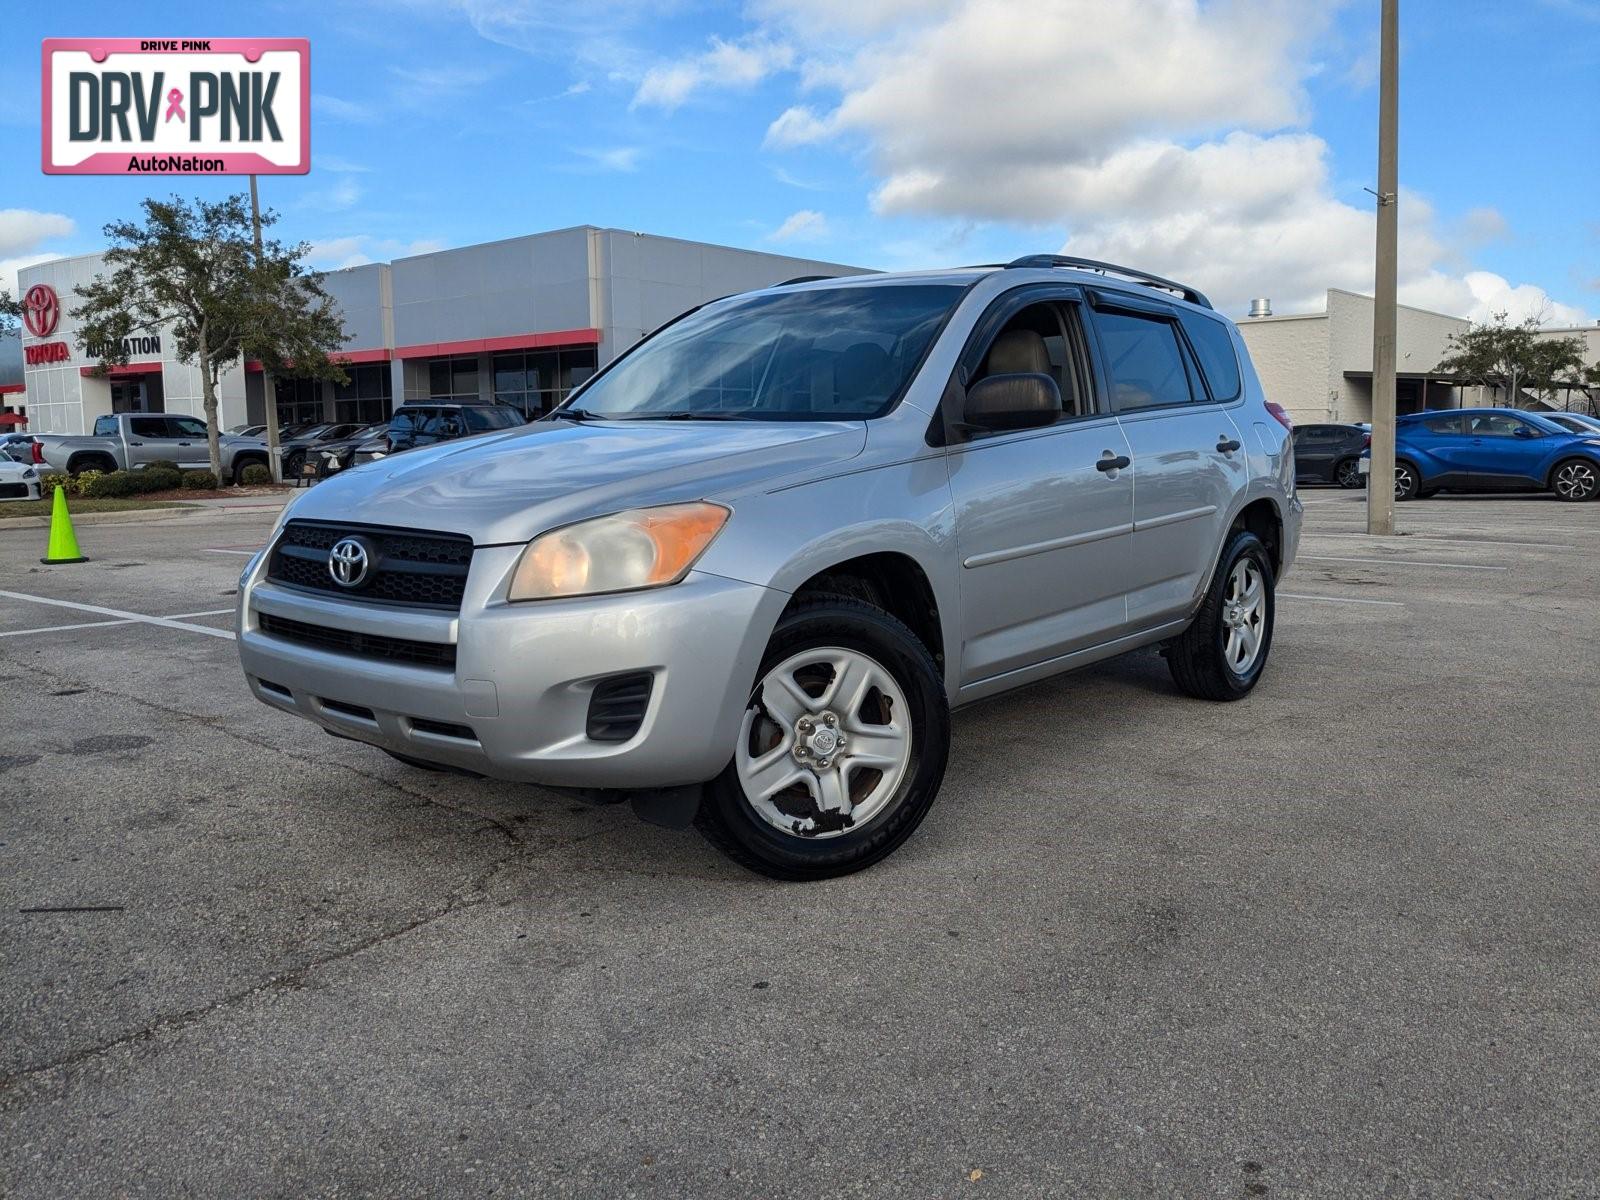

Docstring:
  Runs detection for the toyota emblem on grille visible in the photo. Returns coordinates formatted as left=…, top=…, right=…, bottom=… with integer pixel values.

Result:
left=328, top=537, right=373, bottom=588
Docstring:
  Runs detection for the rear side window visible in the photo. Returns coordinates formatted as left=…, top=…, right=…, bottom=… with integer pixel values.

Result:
left=1420, top=415, right=1464, bottom=434
left=1179, top=312, right=1242, bottom=402
left=1093, top=310, right=1195, bottom=412
left=130, top=417, right=168, bottom=439
left=93, top=416, right=118, bottom=436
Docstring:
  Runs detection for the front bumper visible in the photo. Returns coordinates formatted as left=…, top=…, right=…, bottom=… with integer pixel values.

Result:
left=237, top=543, right=787, bottom=789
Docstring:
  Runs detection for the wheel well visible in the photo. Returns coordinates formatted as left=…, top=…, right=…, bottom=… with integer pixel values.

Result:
left=1548, top=455, right=1596, bottom=487
left=67, top=452, right=115, bottom=474
left=790, top=553, right=944, bottom=666
left=1230, top=499, right=1283, bottom=577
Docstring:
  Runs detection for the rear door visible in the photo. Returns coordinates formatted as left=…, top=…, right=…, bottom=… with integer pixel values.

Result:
left=1087, top=294, right=1248, bottom=627
left=165, top=416, right=213, bottom=468
left=1293, top=426, right=1337, bottom=481
left=124, top=416, right=185, bottom=468
left=946, top=286, right=1136, bottom=685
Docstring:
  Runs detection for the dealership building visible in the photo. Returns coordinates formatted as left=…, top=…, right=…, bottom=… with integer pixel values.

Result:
left=6, top=226, right=862, bottom=435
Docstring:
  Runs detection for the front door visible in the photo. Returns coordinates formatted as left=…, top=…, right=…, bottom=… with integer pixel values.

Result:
left=1462, top=411, right=1551, bottom=488
left=1086, top=298, right=1248, bottom=627
left=946, top=291, right=1136, bottom=687
left=164, top=415, right=214, bottom=469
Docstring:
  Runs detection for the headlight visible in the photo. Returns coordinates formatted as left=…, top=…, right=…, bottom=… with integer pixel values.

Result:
left=1584, top=439, right=1600, bottom=448
left=22, top=467, right=36, bottom=478
left=508, top=501, right=730, bottom=602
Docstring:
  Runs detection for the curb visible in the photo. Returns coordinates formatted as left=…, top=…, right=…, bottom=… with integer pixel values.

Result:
left=0, top=506, right=197, bottom=530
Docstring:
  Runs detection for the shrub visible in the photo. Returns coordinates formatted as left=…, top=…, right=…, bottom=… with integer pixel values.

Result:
left=142, top=468, right=184, bottom=492
left=81, top=469, right=145, bottom=498
left=145, top=459, right=182, bottom=472
left=37, top=471, right=75, bottom=496
left=182, top=470, right=219, bottom=491
left=240, top=463, right=273, bottom=485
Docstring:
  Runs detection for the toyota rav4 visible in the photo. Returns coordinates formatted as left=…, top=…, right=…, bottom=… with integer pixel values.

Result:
left=236, top=256, right=1301, bottom=879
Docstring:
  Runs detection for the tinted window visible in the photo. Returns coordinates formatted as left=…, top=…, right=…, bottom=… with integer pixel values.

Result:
left=169, top=417, right=209, bottom=438
left=569, top=284, right=962, bottom=420
left=1179, top=312, right=1242, bottom=402
left=94, top=416, right=118, bottom=437
left=389, top=408, right=434, bottom=433
left=1420, top=414, right=1464, bottom=434
left=130, top=417, right=168, bottom=439
left=1094, top=310, right=1195, bottom=412
left=1470, top=413, right=1542, bottom=438
left=463, top=406, right=522, bottom=432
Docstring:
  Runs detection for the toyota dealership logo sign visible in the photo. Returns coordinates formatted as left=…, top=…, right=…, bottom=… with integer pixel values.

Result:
left=22, top=285, right=61, bottom=337
left=42, top=38, right=309, bottom=175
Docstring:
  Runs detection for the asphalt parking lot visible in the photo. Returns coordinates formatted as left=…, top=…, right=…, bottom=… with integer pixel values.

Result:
left=2, top=492, right=1597, bottom=1198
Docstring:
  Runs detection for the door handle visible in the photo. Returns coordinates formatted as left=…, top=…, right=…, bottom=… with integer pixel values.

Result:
left=1216, top=437, right=1242, bottom=453
left=177, top=441, right=192, bottom=446
left=1096, top=453, right=1131, bottom=472
left=128, top=441, right=143, bottom=446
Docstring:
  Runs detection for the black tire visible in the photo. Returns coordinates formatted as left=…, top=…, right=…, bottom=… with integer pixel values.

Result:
left=1549, top=457, right=1599, bottom=502
left=1393, top=460, right=1421, bottom=501
left=1334, top=457, right=1363, bottom=488
left=695, top=595, right=950, bottom=881
left=233, top=455, right=267, bottom=485
left=1167, top=529, right=1275, bottom=702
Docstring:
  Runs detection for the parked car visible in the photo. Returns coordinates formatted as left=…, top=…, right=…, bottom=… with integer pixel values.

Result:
left=0, top=459, right=42, bottom=502
left=227, top=423, right=268, bottom=437
left=237, top=255, right=1301, bottom=879
left=42, top=414, right=270, bottom=484
left=277, top=422, right=369, bottom=478
left=1292, top=422, right=1369, bottom=488
left=1544, top=412, right=1600, bottom=436
left=1383, top=407, right=1600, bottom=501
left=304, top=422, right=389, bottom=476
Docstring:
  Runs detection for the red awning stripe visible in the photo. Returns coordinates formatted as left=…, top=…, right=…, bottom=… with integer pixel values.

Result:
left=393, top=328, right=601, bottom=360
left=79, top=361, right=163, bottom=378
left=244, top=347, right=393, bottom=372
left=0, top=383, right=24, bottom=395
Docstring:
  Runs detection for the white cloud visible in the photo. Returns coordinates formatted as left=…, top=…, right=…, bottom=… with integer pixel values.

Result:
left=633, top=36, right=794, bottom=110
left=0, top=210, right=76, bottom=259
left=301, top=176, right=365, bottom=212
left=307, top=236, right=446, bottom=270
left=769, top=209, right=829, bottom=242
left=572, top=146, right=642, bottom=172
left=2, top=254, right=62, bottom=299
left=314, top=93, right=378, bottom=124
left=752, top=0, right=1588, bottom=322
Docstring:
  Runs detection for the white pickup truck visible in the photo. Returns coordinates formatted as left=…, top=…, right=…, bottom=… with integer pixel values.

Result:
left=44, top=413, right=270, bottom=483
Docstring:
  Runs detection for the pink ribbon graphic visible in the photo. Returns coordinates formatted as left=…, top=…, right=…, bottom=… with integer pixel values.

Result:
left=164, top=88, right=185, bottom=123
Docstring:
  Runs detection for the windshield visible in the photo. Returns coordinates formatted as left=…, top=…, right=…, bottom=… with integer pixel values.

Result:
left=566, top=283, right=963, bottom=420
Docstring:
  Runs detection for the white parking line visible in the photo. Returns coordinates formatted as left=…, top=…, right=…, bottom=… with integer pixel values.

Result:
left=1298, top=554, right=1508, bottom=572
left=0, top=590, right=237, bottom=640
left=1304, top=531, right=1572, bottom=550
left=201, top=548, right=256, bottom=556
left=1280, top=592, right=1407, bottom=608
left=0, top=607, right=235, bottom=639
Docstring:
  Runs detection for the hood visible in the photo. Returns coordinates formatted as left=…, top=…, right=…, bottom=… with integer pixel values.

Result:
left=281, top=418, right=867, bottom=545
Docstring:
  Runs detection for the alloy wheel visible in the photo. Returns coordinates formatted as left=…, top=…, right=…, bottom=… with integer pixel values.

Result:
left=736, top=647, right=913, bottom=839
left=1336, top=459, right=1362, bottom=488
left=1221, top=558, right=1267, bottom=674
left=1553, top=460, right=1598, bottom=501
left=1393, top=464, right=1415, bottom=500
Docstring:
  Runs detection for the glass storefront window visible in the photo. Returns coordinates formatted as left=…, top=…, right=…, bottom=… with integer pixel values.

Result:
left=274, top=376, right=324, bottom=428
left=427, top=355, right=482, bottom=402
left=490, top=346, right=597, bottom=419
left=333, top=364, right=394, bottom=424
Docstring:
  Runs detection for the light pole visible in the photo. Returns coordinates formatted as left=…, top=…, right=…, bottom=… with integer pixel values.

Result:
left=250, top=175, right=284, bottom=484
left=1367, top=0, right=1399, bottom=536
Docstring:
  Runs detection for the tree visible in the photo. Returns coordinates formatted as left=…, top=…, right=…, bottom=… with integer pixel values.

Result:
left=73, top=194, right=348, bottom=481
left=1436, top=311, right=1589, bottom=409
left=0, top=288, right=19, bottom=339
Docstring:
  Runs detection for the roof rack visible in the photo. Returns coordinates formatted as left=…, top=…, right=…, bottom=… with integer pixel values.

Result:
left=774, top=274, right=841, bottom=287
left=1003, top=255, right=1212, bottom=310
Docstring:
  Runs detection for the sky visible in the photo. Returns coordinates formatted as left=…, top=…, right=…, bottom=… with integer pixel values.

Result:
left=3, top=0, right=1598, bottom=325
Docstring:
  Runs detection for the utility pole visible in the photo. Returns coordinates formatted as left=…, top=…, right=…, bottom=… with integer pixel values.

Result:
left=1367, top=0, right=1399, bottom=535
left=250, top=175, right=285, bottom=484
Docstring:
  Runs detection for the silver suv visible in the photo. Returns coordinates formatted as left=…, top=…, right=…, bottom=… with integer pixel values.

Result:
left=237, top=256, right=1301, bottom=879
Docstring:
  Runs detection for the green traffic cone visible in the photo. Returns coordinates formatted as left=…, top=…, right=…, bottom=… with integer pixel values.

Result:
left=40, top=485, right=88, bottom=565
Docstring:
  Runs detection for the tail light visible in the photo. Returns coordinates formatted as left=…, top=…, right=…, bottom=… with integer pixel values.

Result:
left=31, top=441, right=44, bottom=465
left=1362, top=433, right=1371, bottom=449
left=1264, top=401, right=1293, bottom=431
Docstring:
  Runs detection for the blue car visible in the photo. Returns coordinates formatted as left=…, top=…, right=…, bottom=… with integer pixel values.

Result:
left=1377, top=407, right=1600, bottom=502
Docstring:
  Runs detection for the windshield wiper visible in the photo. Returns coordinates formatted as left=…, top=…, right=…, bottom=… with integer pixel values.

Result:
left=547, top=408, right=599, bottom=422
left=621, top=411, right=761, bottom=421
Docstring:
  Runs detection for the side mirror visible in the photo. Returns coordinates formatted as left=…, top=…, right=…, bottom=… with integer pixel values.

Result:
left=960, top=373, right=1061, bottom=435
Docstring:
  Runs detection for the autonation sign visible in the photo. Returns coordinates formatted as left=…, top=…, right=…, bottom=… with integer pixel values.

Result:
left=42, top=38, right=309, bottom=175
